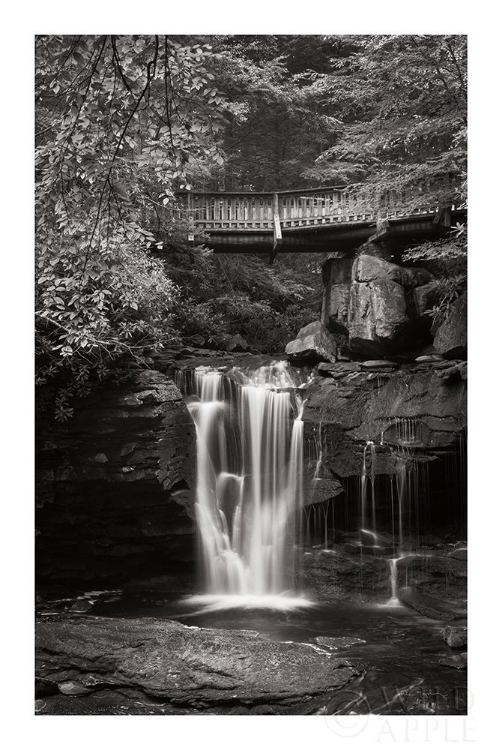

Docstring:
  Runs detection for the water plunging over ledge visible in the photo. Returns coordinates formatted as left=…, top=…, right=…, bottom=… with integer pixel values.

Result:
left=177, top=362, right=310, bottom=605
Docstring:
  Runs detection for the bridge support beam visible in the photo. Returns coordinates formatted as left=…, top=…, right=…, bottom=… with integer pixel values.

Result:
left=269, top=193, right=282, bottom=264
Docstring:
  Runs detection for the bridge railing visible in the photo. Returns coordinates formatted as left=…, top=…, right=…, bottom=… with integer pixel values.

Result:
left=153, top=176, right=463, bottom=232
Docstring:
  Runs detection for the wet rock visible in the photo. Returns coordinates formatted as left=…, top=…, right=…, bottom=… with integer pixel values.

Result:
left=360, top=529, right=395, bottom=549
left=286, top=321, right=338, bottom=363
left=415, top=354, right=443, bottom=363
left=442, top=626, right=467, bottom=649
left=36, top=617, right=360, bottom=711
left=399, top=587, right=458, bottom=620
left=433, top=293, right=467, bottom=359
left=360, top=360, right=397, bottom=371
left=439, top=653, right=467, bottom=670
left=58, top=680, right=94, bottom=696
left=92, top=453, right=108, bottom=464
left=69, top=599, right=93, bottom=613
left=299, top=546, right=390, bottom=602
left=303, top=367, right=466, bottom=478
left=315, top=636, right=366, bottom=650
left=449, top=547, right=467, bottom=561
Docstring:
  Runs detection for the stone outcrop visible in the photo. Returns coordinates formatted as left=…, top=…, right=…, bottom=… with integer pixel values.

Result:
left=36, top=616, right=359, bottom=714
left=321, top=254, right=442, bottom=357
left=36, top=370, right=197, bottom=583
left=321, top=255, right=353, bottom=334
left=433, top=293, right=467, bottom=359
left=285, top=320, right=338, bottom=363
left=348, top=277, right=409, bottom=355
left=303, top=359, right=467, bottom=478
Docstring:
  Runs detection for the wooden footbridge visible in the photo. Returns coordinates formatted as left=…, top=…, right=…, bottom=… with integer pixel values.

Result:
left=159, top=178, right=465, bottom=262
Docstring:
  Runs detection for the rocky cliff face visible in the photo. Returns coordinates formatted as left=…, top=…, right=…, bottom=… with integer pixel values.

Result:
left=36, top=370, right=197, bottom=584
left=303, top=358, right=467, bottom=479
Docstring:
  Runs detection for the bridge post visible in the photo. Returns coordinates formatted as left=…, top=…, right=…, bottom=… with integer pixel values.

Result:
left=269, top=193, right=283, bottom=264
left=186, top=190, right=195, bottom=245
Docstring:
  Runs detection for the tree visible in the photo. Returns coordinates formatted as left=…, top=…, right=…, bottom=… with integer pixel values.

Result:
left=304, top=35, right=467, bottom=206
left=36, top=35, right=227, bottom=418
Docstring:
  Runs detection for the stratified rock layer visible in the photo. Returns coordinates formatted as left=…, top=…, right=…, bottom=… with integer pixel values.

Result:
left=36, top=370, right=197, bottom=583
left=303, top=360, right=466, bottom=477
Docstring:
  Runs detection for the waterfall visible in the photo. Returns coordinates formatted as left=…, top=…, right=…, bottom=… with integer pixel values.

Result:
left=180, top=362, right=307, bottom=599
left=386, top=558, right=401, bottom=606
left=361, top=441, right=376, bottom=532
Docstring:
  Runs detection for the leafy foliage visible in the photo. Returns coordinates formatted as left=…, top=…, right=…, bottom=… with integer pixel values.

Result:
left=304, top=35, right=467, bottom=207
left=36, top=35, right=227, bottom=416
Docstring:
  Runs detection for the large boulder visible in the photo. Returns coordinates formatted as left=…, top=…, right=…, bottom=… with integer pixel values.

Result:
left=353, top=255, right=434, bottom=289
left=286, top=321, right=338, bottom=363
left=348, top=278, right=409, bottom=356
left=322, top=256, right=354, bottom=334
left=433, top=293, right=467, bottom=359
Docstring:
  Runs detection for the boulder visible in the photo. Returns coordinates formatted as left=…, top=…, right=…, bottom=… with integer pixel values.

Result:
left=286, top=321, right=338, bottom=363
left=348, top=279, right=409, bottom=356
left=433, top=293, right=467, bottom=359
left=322, top=256, right=353, bottom=334
left=442, top=625, right=467, bottom=649
left=353, top=255, right=433, bottom=289
left=398, top=587, right=457, bottom=620
left=353, top=254, right=403, bottom=284
left=324, top=283, right=351, bottom=334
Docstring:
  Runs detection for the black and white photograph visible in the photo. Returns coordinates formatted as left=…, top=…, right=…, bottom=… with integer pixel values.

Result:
left=18, top=10, right=494, bottom=737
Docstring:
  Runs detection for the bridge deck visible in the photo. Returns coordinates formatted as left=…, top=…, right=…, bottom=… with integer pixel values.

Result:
left=151, top=179, right=464, bottom=255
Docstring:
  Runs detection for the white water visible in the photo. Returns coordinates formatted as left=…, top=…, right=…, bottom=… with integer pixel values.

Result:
left=361, top=440, right=376, bottom=532
left=185, top=363, right=308, bottom=601
left=387, top=558, right=401, bottom=606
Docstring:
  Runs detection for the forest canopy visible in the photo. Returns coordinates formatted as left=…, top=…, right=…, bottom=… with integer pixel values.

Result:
left=35, top=34, right=467, bottom=419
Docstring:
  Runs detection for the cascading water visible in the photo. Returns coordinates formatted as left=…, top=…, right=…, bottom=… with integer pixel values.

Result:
left=361, top=440, right=376, bottom=532
left=178, top=362, right=309, bottom=605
